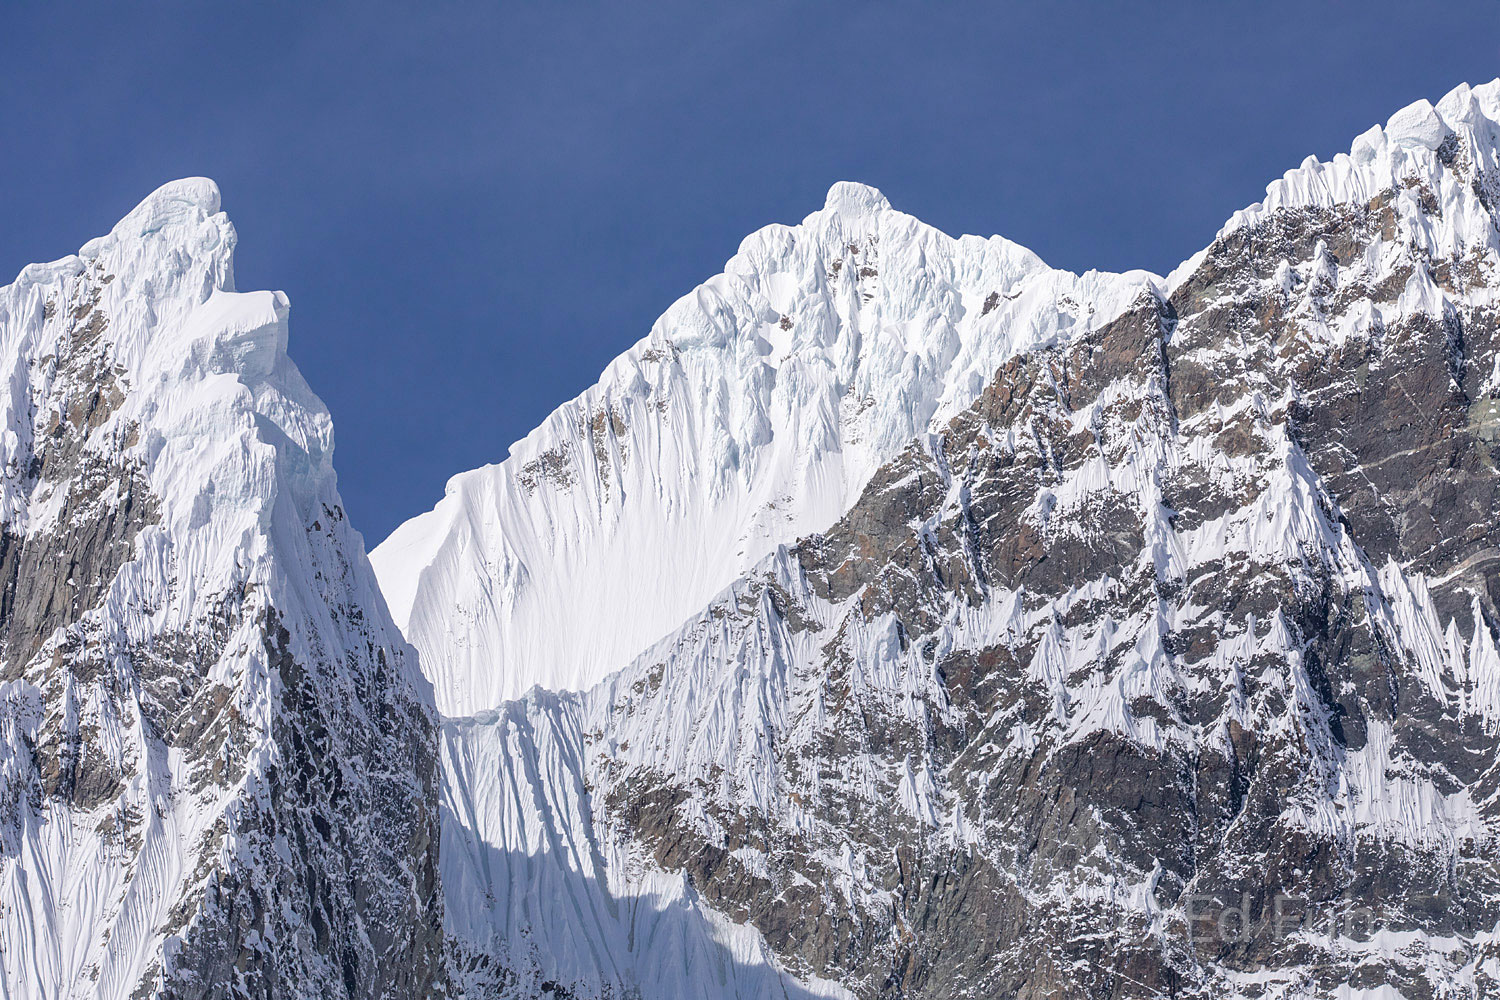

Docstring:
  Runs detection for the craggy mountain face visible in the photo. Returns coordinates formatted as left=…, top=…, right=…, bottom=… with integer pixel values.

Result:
left=420, top=83, right=1500, bottom=998
left=0, top=181, right=441, bottom=999
left=7, top=82, right=1500, bottom=1000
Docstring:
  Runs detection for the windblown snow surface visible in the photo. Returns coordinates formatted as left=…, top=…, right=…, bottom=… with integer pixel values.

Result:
left=387, top=82, right=1500, bottom=998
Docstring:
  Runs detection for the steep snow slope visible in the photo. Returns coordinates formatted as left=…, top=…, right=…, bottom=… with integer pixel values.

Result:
left=372, top=182, right=1155, bottom=713
left=0, top=182, right=441, bottom=999
left=433, top=81, right=1500, bottom=999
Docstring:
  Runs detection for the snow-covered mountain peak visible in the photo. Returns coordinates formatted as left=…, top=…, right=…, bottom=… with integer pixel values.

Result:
left=373, top=182, right=1151, bottom=713
left=816, top=179, right=893, bottom=219
left=0, top=177, right=334, bottom=625
left=17, top=177, right=232, bottom=299
left=91, top=177, right=224, bottom=248
left=0, top=180, right=440, bottom=999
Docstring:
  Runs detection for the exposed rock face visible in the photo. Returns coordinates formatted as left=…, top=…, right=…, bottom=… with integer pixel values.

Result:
left=430, top=83, right=1500, bottom=998
left=0, top=181, right=442, bottom=1000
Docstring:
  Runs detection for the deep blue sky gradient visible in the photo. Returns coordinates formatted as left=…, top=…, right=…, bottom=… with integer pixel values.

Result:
left=4, top=2, right=1498, bottom=542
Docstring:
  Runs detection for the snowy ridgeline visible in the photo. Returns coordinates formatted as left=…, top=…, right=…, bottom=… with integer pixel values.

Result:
left=5, top=79, right=1500, bottom=1000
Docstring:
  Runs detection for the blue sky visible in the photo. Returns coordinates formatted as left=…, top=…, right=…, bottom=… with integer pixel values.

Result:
left=4, top=2, right=1498, bottom=542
